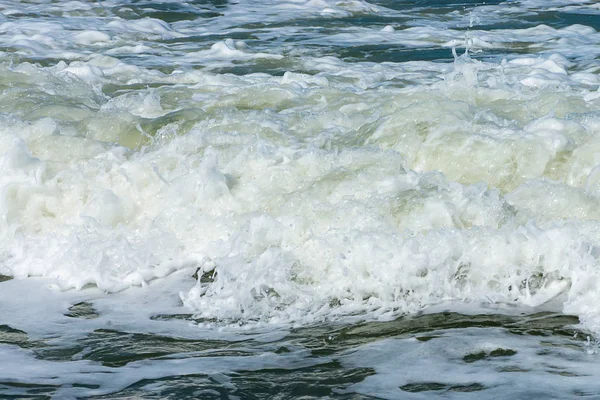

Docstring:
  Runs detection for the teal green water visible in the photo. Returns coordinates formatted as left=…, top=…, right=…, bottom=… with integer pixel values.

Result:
left=0, top=309, right=588, bottom=399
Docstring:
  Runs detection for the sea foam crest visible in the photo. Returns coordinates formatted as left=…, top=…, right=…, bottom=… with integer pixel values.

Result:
left=2, top=50, right=600, bottom=331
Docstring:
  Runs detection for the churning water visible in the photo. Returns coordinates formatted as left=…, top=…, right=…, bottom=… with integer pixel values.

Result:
left=2, top=0, right=600, bottom=398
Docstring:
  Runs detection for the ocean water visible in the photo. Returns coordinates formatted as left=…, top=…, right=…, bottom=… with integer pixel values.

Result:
left=2, top=0, right=600, bottom=398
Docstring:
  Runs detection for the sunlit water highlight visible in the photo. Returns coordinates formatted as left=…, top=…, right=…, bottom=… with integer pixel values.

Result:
left=2, top=0, right=600, bottom=398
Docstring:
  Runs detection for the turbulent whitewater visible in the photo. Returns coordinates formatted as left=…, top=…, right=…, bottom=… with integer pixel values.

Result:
left=2, top=0, right=600, bottom=398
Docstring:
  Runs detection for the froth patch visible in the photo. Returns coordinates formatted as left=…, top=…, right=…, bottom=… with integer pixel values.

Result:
left=2, top=32, right=600, bottom=333
left=73, top=31, right=111, bottom=46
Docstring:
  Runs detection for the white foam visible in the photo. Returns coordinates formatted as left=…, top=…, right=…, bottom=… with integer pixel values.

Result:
left=1, top=0, right=600, bottom=338
left=1, top=48, right=600, bottom=332
left=73, top=30, right=111, bottom=45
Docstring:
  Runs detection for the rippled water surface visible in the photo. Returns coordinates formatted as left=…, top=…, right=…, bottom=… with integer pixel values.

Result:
left=2, top=0, right=600, bottom=398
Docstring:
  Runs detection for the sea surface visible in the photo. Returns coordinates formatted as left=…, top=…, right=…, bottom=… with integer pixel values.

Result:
left=2, top=0, right=600, bottom=398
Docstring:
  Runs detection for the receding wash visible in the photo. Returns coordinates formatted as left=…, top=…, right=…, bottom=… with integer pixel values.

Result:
left=2, top=0, right=600, bottom=398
